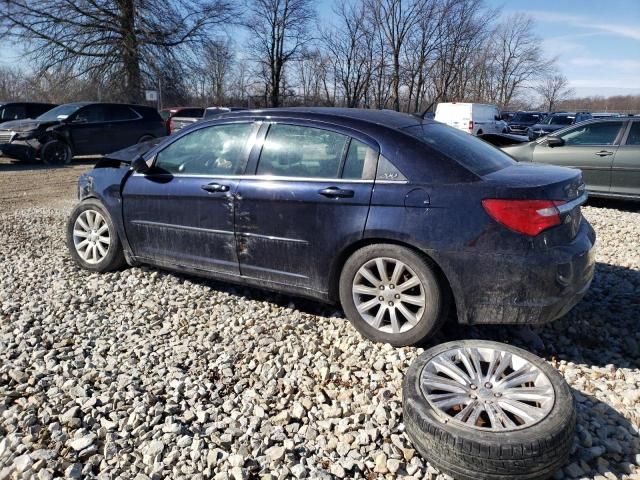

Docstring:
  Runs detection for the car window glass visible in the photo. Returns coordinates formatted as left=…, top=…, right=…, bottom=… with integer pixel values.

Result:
left=257, top=124, right=348, bottom=178
left=376, top=155, right=407, bottom=181
left=105, top=105, right=139, bottom=121
left=155, top=123, right=253, bottom=175
left=0, top=104, right=27, bottom=120
left=559, top=121, right=623, bottom=146
left=625, top=122, right=640, bottom=145
left=75, top=105, right=105, bottom=123
left=342, top=139, right=369, bottom=179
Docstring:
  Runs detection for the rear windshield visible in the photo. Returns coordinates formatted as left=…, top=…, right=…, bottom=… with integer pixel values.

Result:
left=404, top=123, right=515, bottom=176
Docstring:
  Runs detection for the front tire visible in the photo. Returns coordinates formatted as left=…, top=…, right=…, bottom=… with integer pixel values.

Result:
left=403, top=340, right=575, bottom=480
left=339, top=244, right=448, bottom=346
left=41, top=139, right=72, bottom=165
left=66, top=199, right=126, bottom=272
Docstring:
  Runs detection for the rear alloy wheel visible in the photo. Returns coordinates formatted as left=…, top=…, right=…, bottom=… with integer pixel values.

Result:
left=403, top=340, right=575, bottom=480
left=339, top=244, right=447, bottom=346
left=66, top=199, right=126, bottom=272
left=41, top=139, right=72, bottom=165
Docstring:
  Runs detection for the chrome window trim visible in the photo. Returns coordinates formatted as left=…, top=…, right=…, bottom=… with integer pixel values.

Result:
left=557, top=192, right=588, bottom=214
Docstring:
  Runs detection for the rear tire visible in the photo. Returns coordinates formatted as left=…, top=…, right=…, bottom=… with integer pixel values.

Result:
left=403, top=340, right=575, bottom=480
left=66, top=199, right=126, bottom=272
left=41, top=139, right=72, bottom=165
left=339, top=244, right=448, bottom=346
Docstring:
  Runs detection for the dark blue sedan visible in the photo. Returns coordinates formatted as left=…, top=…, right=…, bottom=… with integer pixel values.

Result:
left=67, top=108, right=596, bottom=346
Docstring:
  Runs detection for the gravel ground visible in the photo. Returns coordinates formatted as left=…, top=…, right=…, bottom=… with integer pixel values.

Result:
left=0, top=162, right=639, bottom=479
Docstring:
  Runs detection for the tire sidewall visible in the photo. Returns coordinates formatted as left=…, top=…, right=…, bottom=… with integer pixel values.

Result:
left=41, top=139, right=72, bottom=165
left=66, top=199, right=124, bottom=272
left=404, top=339, right=574, bottom=449
left=339, top=244, right=444, bottom=346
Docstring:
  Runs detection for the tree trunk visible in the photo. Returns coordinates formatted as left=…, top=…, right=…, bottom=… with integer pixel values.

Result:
left=118, top=0, right=142, bottom=103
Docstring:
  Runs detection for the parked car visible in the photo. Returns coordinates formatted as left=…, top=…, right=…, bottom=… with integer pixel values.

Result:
left=160, top=107, right=205, bottom=134
left=167, top=107, right=205, bottom=133
left=435, top=102, right=506, bottom=135
left=0, top=102, right=166, bottom=164
left=203, top=106, right=247, bottom=120
left=66, top=108, right=595, bottom=346
left=528, top=112, right=592, bottom=140
left=0, top=102, right=56, bottom=125
left=503, top=117, right=640, bottom=200
left=507, top=111, right=545, bottom=135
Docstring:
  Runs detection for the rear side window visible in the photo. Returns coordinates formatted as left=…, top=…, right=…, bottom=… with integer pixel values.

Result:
left=257, top=124, right=348, bottom=178
left=559, top=121, right=623, bottom=146
left=342, top=139, right=368, bottom=179
left=626, top=122, right=640, bottom=145
left=105, top=105, right=139, bottom=121
left=155, top=123, right=254, bottom=175
left=404, top=123, right=515, bottom=176
left=0, top=104, right=27, bottom=121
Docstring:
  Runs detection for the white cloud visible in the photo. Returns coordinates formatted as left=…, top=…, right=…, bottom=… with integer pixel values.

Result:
left=528, top=12, right=640, bottom=41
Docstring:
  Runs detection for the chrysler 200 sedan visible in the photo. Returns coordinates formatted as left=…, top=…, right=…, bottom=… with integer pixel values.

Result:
left=66, top=108, right=596, bottom=346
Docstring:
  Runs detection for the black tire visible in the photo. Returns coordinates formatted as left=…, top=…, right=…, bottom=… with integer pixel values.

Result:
left=138, top=134, right=155, bottom=143
left=477, top=129, right=483, bottom=135
left=403, top=340, right=576, bottom=480
left=339, top=244, right=448, bottom=346
left=66, top=199, right=126, bottom=272
left=41, top=139, right=72, bottom=165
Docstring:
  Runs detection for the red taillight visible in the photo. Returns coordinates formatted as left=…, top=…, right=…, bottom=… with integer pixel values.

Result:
left=468, top=120, right=474, bottom=131
left=482, top=199, right=567, bottom=236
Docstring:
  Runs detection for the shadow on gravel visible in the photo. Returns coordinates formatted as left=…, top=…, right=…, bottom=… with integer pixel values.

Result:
left=586, top=197, right=640, bottom=213
left=0, top=157, right=98, bottom=171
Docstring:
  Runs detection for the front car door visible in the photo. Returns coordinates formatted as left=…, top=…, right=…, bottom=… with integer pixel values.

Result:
left=532, top=120, right=627, bottom=194
left=122, top=122, right=259, bottom=274
left=610, top=120, right=640, bottom=198
left=236, top=122, right=377, bottom=295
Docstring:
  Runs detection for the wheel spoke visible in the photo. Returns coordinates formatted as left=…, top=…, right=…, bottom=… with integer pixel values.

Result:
left=358, top=266, right=380, bottom=287
left=371, top=306, right=386, bottom=329
left=98, top=235, right=110, bottom=245
left=500, top=386, right=553, bottom=402
left=399, top=293, right=424, bottom=307
left=496, top=365, right=540, bottom=389
left=96, top=241, right=107, bottom=257
left=390, top=261, right=404, bottom=285
left=92, top=244, right=98, bottom=262
left=73, top=229, right=89, bottom=238
left=421, top=372, right=469, bottom=393
left=389, top=308, right=400, bottom=333
left=356, top=297, right=379, bottom=313
left=397, top=276, right=420, bottom=292
left=497, top=398, right=546, bottom=423
left=375, top=258, right=389, bottom=283
left=353, top=284, right=379, bottom=296
left=427, top=392, right=469, bottom=410
left=396, top=302, right=418, bottom=325
left=97, top=224, right=109, bottom=235
left=489, top=352, right=512, bottom=383
left=79, top=244, right=92, bottom=260
left=431, top=356, right=473, bottom=386
left=76, top=216, right=90, bottom=231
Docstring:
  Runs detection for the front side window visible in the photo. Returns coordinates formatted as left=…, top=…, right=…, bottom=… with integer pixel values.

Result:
left=559, top=121, right=624, bottom=146
left=155, top=123, right=254, bottom=175
left=257, top=124, right=348, bottom=178
left=74, top=105, right=106, bottom=123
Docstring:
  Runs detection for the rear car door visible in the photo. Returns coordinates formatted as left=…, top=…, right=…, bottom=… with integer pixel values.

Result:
left=122, top=122, right=259, bottom=273
left=103, top=104, right=143, bottom=152
left=236, top=122, right=377, bottom=293
left=532, top=120, right=626, bottom=194
left=610, top=120, right=640, bottom=197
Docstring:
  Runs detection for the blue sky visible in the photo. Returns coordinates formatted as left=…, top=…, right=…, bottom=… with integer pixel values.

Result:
left=1, top=0, right=638, bottom=97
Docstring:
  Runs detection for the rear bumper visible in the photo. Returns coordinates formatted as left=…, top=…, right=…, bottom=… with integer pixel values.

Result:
left=440, top=219, right=596, bottom=325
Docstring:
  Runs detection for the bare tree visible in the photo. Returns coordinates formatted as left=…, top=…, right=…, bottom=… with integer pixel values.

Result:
left=366, top=0, right=426, bottom=111
left=536, top=73, right=574, bottom=111
left=0, top=0, right=236, bottom=102
left=244, top=0, right=315, bottom=107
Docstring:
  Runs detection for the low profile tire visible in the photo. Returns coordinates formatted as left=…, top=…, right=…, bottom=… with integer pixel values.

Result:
left=66, top=199, right=126, bottom=272
left=41, top=139, right=72, bottom=165
left=403, top=340, right=575, bottom=480
left=339, top=244, right=448, bottom=346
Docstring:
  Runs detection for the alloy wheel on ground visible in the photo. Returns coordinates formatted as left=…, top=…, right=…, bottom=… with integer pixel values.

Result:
left=72, top=209, right=111, bottom=264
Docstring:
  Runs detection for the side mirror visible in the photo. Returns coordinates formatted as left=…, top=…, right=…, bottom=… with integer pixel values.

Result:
left=130, top=155, right=150, bottom=173
left=547, top=136, right=564, bottom=148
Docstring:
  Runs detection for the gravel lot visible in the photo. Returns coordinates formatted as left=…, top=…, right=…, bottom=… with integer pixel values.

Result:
left=0, top=160, right=639, bottom=480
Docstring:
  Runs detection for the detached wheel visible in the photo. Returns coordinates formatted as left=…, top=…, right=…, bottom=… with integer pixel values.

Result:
left=339, top=244, right=448, bottom=346
left=403, top=340, right=575, bottom=480
left=41, top=139, right=72, bottom=165
left=66, top=199, right=126, bottom=272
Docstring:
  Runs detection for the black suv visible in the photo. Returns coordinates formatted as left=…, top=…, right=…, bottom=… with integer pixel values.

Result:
left=0, top=102, right=166, bottom=164
left=507, top=111, right=545, bottom=135
left=0, top=102, right=56, bottom=125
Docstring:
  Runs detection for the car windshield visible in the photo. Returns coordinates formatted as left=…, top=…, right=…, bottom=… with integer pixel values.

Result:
left=404, top=123, right=515, bottom=176
left=512, top=113, right=541, bottom=123
left=36, top=104, right=82, bottom=121
left=543, top=115, right=574, bottom=125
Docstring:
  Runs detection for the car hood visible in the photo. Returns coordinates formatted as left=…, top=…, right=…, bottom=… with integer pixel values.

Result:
left=103, top=137, right=163, bottom=163
left=530, top=123, right=563, bottom=132
left=0, top=119, right=60, bottom=132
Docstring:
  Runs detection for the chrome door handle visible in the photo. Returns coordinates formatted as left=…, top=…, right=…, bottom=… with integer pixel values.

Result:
left=595, top=151, right=614, bottom=157
left=319, top=187, right=354, bottom=198
left=201, top=183, right=230, bottom=193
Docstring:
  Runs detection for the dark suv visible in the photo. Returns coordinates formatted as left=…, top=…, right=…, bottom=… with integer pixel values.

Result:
left=528, top=112, right=592, bottom=140
left=0, top=102, right=56, bottom=125
left=507, top=111, right=545, bottom=135
left=0, top=102, right=166, bottom=164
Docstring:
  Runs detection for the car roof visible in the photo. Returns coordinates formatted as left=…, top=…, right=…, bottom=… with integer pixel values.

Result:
left=215, top=107, right=428, bottom=130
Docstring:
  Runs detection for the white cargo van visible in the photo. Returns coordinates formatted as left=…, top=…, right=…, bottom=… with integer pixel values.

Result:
left=435, top=103, right=506, bottom=135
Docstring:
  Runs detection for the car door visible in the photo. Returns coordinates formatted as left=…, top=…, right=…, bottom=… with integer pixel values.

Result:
left=235, top=122, right=377, bottom=293
left=67, top=104, right=108, bottom=155
left=610, top=120, right=640, bottom=197
left=103, top=104, right=143, bottom=152
left=121, top=122, right=259, bottom=273
left=532, top=120, right=626, bottom=194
